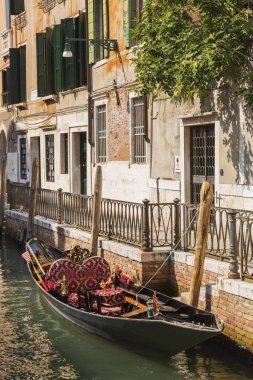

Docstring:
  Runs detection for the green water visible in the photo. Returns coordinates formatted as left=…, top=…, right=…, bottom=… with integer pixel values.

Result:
left=0, top=236, right=253, bottom=380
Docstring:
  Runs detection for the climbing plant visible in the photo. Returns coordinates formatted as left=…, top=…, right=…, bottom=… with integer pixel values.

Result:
left=133, top=0, right=253, bottom=105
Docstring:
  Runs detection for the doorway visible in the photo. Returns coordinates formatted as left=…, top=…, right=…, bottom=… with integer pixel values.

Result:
left=190, top=124, right=215, bottom=204
left=80, top=132, right=87, bottom=194
left=30, top=136, right=41, bottom=188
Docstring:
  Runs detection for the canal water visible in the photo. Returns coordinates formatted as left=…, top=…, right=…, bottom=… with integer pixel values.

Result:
left=1, top=236, right=253, bottom=380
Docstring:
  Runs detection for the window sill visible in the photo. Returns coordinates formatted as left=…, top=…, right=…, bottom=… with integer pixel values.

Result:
left=43, top=94, right=59, bottom=104
left=15, top=102, right=27, bottom=110
left=60, top=86, right=87, bottom=96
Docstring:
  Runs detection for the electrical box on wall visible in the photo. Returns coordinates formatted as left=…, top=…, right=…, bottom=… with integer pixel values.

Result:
left=175, top=156, right=181, bottom=172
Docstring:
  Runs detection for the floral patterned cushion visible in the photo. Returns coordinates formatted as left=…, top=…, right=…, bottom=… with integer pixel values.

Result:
left=48, top=256, right=111, bottom=293
left=90, top=288, right=125, bottom=305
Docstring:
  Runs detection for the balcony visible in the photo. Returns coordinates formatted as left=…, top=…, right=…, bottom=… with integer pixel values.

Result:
left=15, top=11, right=27, bottom=30
left=0, top=29, right=13, bottom=58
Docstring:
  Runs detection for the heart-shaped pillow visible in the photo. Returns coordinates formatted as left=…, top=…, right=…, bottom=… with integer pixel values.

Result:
left=48, top=256, right=111, bottom=293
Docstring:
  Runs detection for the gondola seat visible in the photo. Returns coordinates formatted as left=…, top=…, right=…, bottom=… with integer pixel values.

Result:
left=48, top=256, right=111, bottom=293
left=89, top=288, right=125, bottom=315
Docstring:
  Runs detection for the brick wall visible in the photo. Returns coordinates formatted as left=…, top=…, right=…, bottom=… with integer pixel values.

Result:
left=6, top=212, right=253, bottom=354
left=5, top=213, right=169, bottom=290
left=169, top=258, right=253, bottom=354
left=107, top=87, right=130, bottom=161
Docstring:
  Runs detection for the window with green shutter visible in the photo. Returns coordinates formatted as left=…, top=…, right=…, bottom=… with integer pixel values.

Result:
left=19, top=45, right=26, bottom=102
left=36, top=29, right=56, bottom=96
left=9, top=46, right=27, bottom=104
left=88, top=0, right=109, bottom=63
left=9, top=48, right=20, bottom=104
left=46, top=28, right=55, bottom=95
left=79, top=11, right=87, bottom=86
left=54, top=25, right=62, bottom=92
left=2, top=69, right=9, bottom=106
left=10, top=0, right=25, bottom=15
left=88, top=0, right=95, bottom=64
left=123, top=0, right=143, bottom=49
left=62, top=18, right=76, bottom=90
left=36, top=33, right=46, bottom=97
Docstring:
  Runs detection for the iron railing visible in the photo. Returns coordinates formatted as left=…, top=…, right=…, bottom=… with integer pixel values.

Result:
left=7, top=183, right=253, bottom=280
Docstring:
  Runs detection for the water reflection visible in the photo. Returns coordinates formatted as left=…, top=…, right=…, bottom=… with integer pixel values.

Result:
left=0, top=236, right=253, bottom=380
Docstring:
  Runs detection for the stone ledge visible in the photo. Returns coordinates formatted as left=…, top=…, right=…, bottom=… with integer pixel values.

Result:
left=171, top=250, right=230, bottom=277
left=5, top=210, right=169, bottom=263
left=217, top=277, right=253, bottom=301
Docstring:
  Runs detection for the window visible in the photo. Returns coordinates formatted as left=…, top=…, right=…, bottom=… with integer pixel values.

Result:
left=19, top=137, right=27, bottom=180
left=45, top=135, right=55, bottom=182
left=9, top=46, right=26, bottom=104
left=132, top=97, right=146, bottom=164
left=123, top=0, right=143, bottom=48
left=88, top=0, right=109, bottom=63
left=10, top=0, right=25, bottom=15
left=96, top=105, right=107, bottom=163
left=2, top=69, right=10, bottom=106
left=60, top=133, right=68, bottom=174
left=36, top=12, right=87, bottom=96
left=5, top=0, right=11, bottom=28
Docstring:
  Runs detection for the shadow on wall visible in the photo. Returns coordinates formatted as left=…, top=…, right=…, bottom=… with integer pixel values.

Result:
left=219, top=84, right=253, bottom=185
left=200, top=84, right=253, bottom=186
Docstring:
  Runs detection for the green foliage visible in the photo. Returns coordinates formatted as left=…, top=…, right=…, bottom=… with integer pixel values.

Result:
left=133, top=0, right=253, bottom=104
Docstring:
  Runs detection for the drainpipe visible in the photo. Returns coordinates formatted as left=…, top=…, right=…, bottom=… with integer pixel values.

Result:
left=156, top=177, right=161, bottom=228
left=85, top=0, right=94, bottom=195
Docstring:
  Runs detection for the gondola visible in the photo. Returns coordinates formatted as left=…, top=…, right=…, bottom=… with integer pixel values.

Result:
left=24, top=238, right=223, bottom=357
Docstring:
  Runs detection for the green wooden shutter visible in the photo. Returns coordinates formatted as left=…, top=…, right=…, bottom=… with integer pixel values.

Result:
left=62, top=18, right=76, bottom=90
left=88, top=0, right=94, bottom=64
left=19, top=45, right=26, bottom=102
left=94, top=0, right=101, bottom=62
left=36, top=33, right=46, bottom=97
left=10, top=0, right=25, bottom=15
left=75, top=16, right=80, bottom=87
left=79, top=11, right=87, bottom=86
left=46, top=27, right=55, bottom=95
left=9, top=48, right=20, bottom=104
left=129, top=0, right=137, bottom=46
left=103, top=0, right=109, bottom=58
left=53, top=25, right=62, bottom=93
left=123, top=0, right=130, bottom=48
left=6, top=68, right=11, bottom=105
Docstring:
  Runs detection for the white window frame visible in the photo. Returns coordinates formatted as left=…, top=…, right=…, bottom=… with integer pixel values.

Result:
left=130, top=93, right=147, bottom=164
left=94, top=99, right=107, bottom=164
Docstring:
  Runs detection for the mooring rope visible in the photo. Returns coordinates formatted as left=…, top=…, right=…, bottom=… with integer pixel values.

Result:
left=136, top=207, right=200, bottom=298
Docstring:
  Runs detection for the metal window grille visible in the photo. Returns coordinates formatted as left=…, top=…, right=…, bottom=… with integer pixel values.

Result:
left=64, top=133, right=68, bottom=174
left=96, top=105, right=107, bottom=163
left=132, top=97, right=146, bottom=164
left=20, top=137, right=27, bottom=180
left=46, top=135, right=55, bottom=182
left=136, top=0, right=144, bottom=18
left=190, top=125, right=215, bottom=205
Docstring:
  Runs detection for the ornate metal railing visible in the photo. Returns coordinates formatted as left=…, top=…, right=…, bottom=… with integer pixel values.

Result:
left=7, top=183, right=253, bottom=280
left=37, top=188, right=58, bottom=221
left=9, top=182, right=30, bottom=211
left=62, top=192, right=93, bottom=230
left=100, top=199, right=143, bottom=246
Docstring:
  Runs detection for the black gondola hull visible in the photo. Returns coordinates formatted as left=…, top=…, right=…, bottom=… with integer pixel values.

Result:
left=28, top=263, right=221, bottom=357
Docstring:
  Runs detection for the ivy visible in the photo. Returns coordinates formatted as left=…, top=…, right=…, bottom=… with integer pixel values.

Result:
left=133, top=0, right=253, bottom=105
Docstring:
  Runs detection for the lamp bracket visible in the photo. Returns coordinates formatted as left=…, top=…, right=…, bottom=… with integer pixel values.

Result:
left=66, top=37, right=118, bottom=52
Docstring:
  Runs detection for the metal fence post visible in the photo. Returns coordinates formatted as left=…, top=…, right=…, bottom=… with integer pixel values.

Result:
left=173, top=198, right=180, bottom=249
left=142, top=199, right=152, bottom=252
left=228, top=209, right=240, bottom=279
left=57, top=188, right=63, bottom=224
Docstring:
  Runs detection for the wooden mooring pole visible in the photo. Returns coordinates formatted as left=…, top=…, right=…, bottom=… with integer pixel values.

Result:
left=189, top=181, right=214, bottom=307
left=26, top=159, right=39, bottom=241
left=0, top=159, right=7, bottom=231
left=90, top=166, right=102, bottom=255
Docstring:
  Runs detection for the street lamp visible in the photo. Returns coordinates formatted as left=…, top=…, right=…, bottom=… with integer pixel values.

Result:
left=62, top=37, right=118, bottom=58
